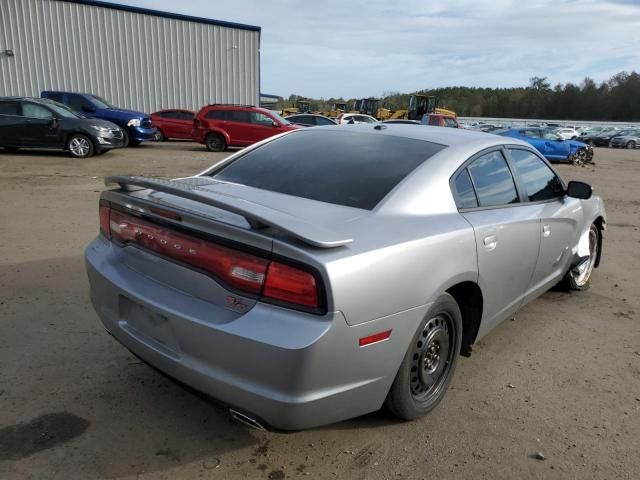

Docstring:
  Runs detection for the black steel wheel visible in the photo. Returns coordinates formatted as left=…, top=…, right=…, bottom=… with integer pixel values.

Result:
left=205, top=133, right=226, bottom=152
left=386, top=293, right=462, bottom=420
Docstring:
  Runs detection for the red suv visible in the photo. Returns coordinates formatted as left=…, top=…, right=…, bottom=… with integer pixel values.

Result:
left=192, top=105, right=300, bottom=151
left=150, top=109, right=195, bottom=141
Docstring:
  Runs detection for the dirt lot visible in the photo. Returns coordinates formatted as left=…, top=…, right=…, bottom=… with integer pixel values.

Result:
left=0, top=142, right=638, bottom=480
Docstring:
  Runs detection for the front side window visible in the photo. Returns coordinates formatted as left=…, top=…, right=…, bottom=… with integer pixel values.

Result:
left=251, top=112, right=275, bottom=126
left=21, top=103, right=53, bottom=119
left=542, top=130, right=561, bottom=141
left=509, top=149, right=564, bottom=202
left=444, top=117, right=458, bottom=128
left=67, top=94, right=91, bottom=113
left=315, top=116, right=335, bottom=126
left=467, top=151, right=519, bottom=207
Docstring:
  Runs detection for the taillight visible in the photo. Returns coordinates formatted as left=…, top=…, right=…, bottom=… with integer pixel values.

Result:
left=99, top=202, right=111, bottom=238
left=263, top=262, right=319, bottom=308
left=104, top=208, right=322, bottom=311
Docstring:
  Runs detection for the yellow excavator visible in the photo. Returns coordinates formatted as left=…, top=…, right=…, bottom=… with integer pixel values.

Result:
left=378, top=94, right=456, bottom=121
left=281, top=100, right=312, bottom=117
left=323, top=102, right=348, bottom=118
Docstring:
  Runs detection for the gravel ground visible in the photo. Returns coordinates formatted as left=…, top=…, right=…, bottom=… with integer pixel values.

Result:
left=0, top=142, right=638, bottom=480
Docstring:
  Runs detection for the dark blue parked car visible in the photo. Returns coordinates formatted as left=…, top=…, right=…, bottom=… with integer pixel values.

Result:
left=41, top=91, right=156, bottom=147
left=496, top=127, right=593, bottom=165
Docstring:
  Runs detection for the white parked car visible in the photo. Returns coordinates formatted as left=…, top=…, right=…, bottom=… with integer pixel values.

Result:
left=554, top=127, right=579, bottom=140
left=335, top=113, right=378, bottom=125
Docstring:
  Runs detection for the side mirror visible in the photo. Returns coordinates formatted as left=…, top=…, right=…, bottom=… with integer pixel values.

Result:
left=272, top=121, right=279, bottom=127
left=82, top=104, right=96, bottom=113
left=566, top=181, right=592, bottom=199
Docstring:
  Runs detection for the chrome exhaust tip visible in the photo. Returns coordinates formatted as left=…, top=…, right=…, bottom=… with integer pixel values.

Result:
left=229, top=408, right=266, bottom=431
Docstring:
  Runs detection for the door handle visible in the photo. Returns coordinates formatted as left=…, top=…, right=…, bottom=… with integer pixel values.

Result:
left=483, top=234, right=498, bottom=251
left=542, top=224, right=551, bottom=237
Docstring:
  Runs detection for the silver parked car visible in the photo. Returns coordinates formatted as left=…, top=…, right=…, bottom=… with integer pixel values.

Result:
left=86, top=125, right=606, bottom=430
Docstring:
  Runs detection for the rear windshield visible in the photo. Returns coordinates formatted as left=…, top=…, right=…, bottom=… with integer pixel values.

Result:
left=210, top=129, right=445, bottom=210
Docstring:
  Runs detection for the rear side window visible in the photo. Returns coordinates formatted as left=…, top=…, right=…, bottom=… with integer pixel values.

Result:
left=205, top=110, right=226, bottom=120
left=0, top=101, right=19, bottom=115
left=467, top=151, right=519, bottom=207
left=211, top=130, right=445, bottom=210
left=509, top=149, right=564, bottom=202
left=453, top=169, right=478, bottom=209
left=226, top=110, right=251, bottom=123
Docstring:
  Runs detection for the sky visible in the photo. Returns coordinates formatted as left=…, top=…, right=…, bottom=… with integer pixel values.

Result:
left=114, top=0, right=640, bottom=99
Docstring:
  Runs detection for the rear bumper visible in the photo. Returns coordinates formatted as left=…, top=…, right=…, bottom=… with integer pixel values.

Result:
left=85, top=238, right=420, bottom=430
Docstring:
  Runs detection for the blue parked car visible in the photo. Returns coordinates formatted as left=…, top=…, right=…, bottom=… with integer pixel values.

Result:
left=496, top=127, right=593, bottom=165
left=41, top=91, right=156, bottom=147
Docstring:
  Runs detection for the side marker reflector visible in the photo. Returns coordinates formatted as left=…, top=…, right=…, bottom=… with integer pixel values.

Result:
left=359, top=329, right=392, bottom=347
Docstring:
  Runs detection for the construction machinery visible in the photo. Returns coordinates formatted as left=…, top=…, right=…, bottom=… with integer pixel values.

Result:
left=281, top=100, right=312, bottom=117
left=323, top=102, right=348, bottom=118
left=375, top=94, right=456, bottom=121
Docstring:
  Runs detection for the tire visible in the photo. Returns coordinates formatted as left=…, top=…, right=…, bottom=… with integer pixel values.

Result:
left=385, top=293, right=463, bottom=420
left=96, top=149, right=110, bottom=155
left=67, top=134, right=94, bottom=158
left=627, top=141, right=636, bottom=149
left=128, top=139, right=141, bottom=147
left=560, top=224, right=599, bottom=291
left=3, top=146, right=19, bottom=152
left=588, top=140, right=595, bottom=147
left=154, top=129, right=165, bottom=142
left=121, top=129, right=130, bottom=147
left=572, top=148, right=587, bottom=166
left=205, top=133, right=226, bottom=152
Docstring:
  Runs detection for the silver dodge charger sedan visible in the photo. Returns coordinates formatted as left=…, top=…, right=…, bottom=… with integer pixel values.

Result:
left=85, top=125, right=606, bottom=430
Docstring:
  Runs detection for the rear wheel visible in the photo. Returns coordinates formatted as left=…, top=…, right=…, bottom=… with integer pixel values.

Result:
left=587, top=139, right=595, bottom=147
left=561, top=224, right=599, bottom=291
left=67, top=134, right=94, bottom=158
left=627, top=141, right=636, bottom=149
left=205, top=133, right=226, bottom=152
left=128, top=138, right=141, bottom=147
left=385, top=293, right=462, bottom=420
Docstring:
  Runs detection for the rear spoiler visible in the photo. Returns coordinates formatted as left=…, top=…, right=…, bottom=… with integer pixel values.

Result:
left=104, top=175, right=353, bottom=249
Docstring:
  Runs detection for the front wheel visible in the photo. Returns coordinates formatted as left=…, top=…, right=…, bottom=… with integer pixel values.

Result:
left=562, top=224, right=599, bottom=291
left=154, top=129, right=165, bottom=142
left=67, top=134, right=94, bottom=158
left=385, top=293, right=462, bottom=420
left=205, top=133, right=226, bottom=152
left=627, top=141, right=636, bottom=149
left=572, top=148, right=588, bottom=166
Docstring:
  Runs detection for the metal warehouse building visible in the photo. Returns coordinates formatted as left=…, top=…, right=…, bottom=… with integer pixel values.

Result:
left=0, top=0, right=261, bottom=112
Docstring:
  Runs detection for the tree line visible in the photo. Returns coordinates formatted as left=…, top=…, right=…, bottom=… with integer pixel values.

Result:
left=278, top=71, right=640, bottom=121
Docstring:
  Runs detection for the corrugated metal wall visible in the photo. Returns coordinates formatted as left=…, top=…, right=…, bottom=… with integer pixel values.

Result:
left=0, top=0, right=260, bottom=112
